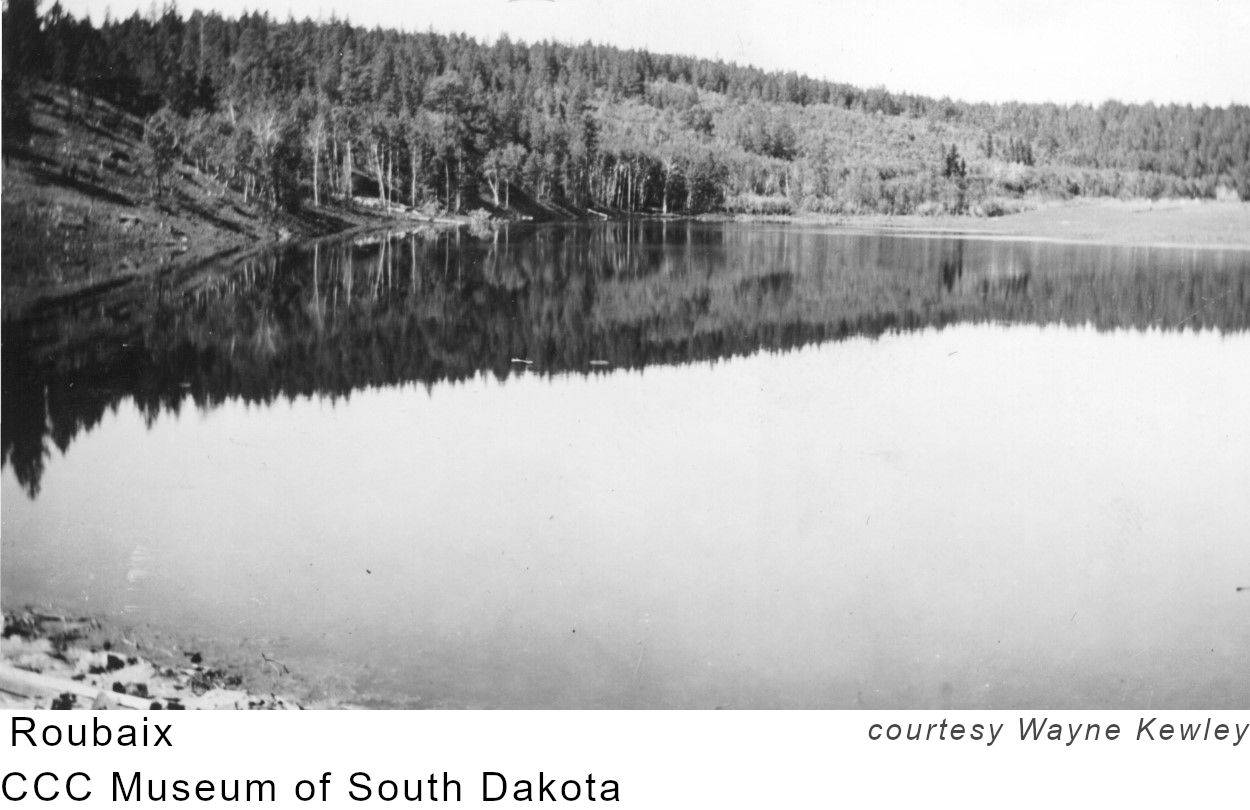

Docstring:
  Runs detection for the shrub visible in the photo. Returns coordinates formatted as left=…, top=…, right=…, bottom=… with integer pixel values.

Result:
left=724, top=194, right=793, bottom=215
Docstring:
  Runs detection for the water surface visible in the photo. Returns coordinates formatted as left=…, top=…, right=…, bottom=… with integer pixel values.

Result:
left=3, top=222, right=1248, bottom=707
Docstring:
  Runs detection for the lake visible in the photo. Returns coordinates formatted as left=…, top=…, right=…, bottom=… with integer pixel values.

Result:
left=3, top=221, right=1248, bottom=708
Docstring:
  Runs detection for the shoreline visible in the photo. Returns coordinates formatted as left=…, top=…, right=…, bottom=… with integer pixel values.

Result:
left=0, top=84, right=487, bottom=315
left=7, top=198, right=1248, bottom=313
left=18, top=213, right=471, bottom=311
left=695, top=198, right=1250, bottom=251
left=1, top=608, right=341, bottom=710
left=0, top=201, right=472, bottom=316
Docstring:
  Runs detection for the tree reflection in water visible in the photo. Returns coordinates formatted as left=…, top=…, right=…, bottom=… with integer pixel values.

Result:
left=4, top=221, right=1248, bottom=497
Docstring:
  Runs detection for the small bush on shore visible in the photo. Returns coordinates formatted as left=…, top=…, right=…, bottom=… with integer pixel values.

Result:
left=724, top=194, right=794, bottom=215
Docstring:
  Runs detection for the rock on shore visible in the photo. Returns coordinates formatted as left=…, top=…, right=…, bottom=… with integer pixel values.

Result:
left=1, top=610, right=306, bottom=710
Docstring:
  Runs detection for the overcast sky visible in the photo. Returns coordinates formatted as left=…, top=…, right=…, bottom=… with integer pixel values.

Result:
left=55, top=0, right=1250, bottom=106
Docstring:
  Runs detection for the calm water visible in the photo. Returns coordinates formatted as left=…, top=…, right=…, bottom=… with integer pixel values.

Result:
left=3, top=221, right=1249, bottom=707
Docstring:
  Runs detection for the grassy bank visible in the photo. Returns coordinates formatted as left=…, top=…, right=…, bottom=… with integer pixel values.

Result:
left=709, top=198, right=1250, bottom=250
left=0, top=85, right=451, bottom=312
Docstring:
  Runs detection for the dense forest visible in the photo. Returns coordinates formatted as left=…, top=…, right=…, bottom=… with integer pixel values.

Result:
left=4, top=0, right=1250, bottom=218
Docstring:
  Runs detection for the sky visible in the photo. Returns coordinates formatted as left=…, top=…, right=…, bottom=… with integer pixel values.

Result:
left=54, top=0, right=1250, bottom=106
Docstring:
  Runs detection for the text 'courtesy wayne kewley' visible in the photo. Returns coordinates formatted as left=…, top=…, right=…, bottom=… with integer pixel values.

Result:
left=868, top=717, right=1250, bottom=747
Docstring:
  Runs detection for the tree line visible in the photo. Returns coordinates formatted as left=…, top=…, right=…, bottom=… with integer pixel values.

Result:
left=4, top=0, right=1248, bottom=217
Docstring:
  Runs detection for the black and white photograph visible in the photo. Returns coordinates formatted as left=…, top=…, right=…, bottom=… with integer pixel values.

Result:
left=2, top=0, right=1248, bottom=711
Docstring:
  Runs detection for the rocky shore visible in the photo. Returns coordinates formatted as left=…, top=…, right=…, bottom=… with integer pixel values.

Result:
left=1, top=609, right=323, bottom=710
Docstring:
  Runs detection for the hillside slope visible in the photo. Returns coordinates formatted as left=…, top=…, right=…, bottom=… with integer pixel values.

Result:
left=3, top=4, right=1246, bottom=231
left=1, top=84, right=386, bottom=309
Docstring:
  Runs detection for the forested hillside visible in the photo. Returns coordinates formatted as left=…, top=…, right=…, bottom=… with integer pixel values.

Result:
left=4, top=0, right=1250, bottom=219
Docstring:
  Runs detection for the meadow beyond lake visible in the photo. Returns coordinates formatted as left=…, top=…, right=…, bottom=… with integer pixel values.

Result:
left=3, top=221, right=1248, bottom=708
left=751, top=198, right=1250, bottom=251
